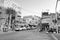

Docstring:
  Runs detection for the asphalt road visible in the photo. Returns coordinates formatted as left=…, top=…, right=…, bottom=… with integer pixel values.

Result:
left=54, top=33, right=60, bottom=40
left=0, top=30, right=52, bottom=40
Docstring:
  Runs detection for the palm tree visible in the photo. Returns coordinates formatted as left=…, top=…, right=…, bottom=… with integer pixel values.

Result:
left=6, top=7, right=17, bottom=30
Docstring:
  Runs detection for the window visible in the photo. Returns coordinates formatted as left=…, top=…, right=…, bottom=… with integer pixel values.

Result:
left=17, top=15, right=21, bottom=17
left=59, top=14, right=60, bottom=16
left=0, top=12, right=2, bottom=14
left=42, top=12, right=49, bottom=16
left=52, top=19, right=57, bottom=23
left=57, top=18, right=60, bottom=20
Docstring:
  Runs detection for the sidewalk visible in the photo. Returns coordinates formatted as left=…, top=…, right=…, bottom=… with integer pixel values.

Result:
left=0, top=31, right=13, bottom=35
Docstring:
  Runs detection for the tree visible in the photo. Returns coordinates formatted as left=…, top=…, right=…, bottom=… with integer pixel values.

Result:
left=6, top=7, right=17, bottom=29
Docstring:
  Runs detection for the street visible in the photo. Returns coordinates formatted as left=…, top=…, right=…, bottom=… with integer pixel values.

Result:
left=53, top=33, right=60, bottom=40
left=0, top=29, right=52, bottom=40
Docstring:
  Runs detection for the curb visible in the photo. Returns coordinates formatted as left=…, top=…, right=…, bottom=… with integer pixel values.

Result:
left=51, top=34, right=58, bottom=40
left=0, top=31, right=13, bottom=34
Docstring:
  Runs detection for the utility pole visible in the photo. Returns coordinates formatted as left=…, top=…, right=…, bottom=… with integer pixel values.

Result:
left=55, top=0, right=58, bottom=13
left=55, top=0, right=59, bottom=34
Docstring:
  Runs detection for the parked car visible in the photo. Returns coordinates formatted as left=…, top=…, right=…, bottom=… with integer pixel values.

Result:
left=15, top=27, right=22, bottom=31
left=22, top=26, right=27, bottom=30
left=46, top=28, right=57, bottom=33
left=26, top=26, right=31, bottom=30
left=15, top=25, right=27, bottom=31
left=32, top=26, right=36, bottom=29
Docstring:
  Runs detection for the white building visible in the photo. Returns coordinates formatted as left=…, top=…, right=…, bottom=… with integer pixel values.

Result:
left=23, top=15, right=40, bottom=25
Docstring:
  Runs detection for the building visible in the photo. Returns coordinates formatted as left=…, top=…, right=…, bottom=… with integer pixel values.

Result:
left=42, top=12, right=49, bottom=18
left=49, top=13, right=56, bottom=20
left=0, top=7, right=8, bottom=31
left=23, top=15, right=40, bottom=26
left=41, top=12, right=58, bottom=31
left=41, top=12, right=51, bottom=23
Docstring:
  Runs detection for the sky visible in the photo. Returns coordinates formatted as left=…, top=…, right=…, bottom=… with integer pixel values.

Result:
left=4, top=0, right=60, bottom=17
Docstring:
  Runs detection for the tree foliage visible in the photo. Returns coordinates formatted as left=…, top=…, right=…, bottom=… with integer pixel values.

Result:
left=6, top=8, right=17, bottom=15
left=5, top=7, right=17, bottom=27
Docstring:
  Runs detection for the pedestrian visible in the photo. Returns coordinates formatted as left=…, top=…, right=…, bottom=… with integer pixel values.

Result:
left=37, top=22, right=43, bottom=32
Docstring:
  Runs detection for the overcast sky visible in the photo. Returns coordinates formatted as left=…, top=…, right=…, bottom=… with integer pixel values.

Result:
left=5, top=0, right=60, bottom=17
